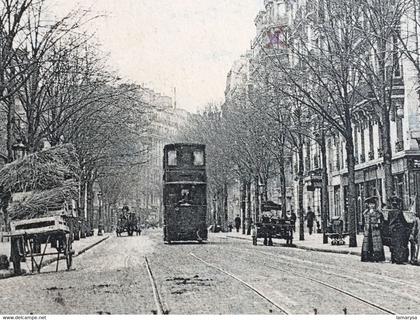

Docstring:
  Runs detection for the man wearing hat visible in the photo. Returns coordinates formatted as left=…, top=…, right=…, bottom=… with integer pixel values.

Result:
left=361, top=196, right=385, bottom=262
left=388, top=195, right=410, bottom=264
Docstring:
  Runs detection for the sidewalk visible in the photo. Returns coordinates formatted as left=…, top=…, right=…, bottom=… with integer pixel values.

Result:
left=214, top=230, right=391, bottom=258
left=0, top=231, right=111, bottom=278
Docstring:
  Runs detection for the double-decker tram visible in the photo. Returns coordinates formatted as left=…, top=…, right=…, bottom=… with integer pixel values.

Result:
left=163, top=143, right=207, bottom=243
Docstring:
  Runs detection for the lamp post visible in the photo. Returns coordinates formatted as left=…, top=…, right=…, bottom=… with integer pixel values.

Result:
left=11, top=140, right=27, bottom=160
left=97, top=192, right=103, bottom=236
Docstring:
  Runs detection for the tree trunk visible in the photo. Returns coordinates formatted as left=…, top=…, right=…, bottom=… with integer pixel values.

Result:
left=6, top=97, right=15, bottom=163
left=380, top=115, right=394, bottom=203
left=241, top=179, right=246, bottom=234
left=246, top=180, right=251, bottom=235
left=345, top=138, right=357, bottom=247
left=87, top=180, right=94, bottom=229
left=298, top=136, right=305, bottom=241
left=279, top=154, right=287, bottom=219
left=320, top=130, right=330, bottom=244
left=254, top=175, right=260, bottom=224
left=223, top=182, right=228, bottom=231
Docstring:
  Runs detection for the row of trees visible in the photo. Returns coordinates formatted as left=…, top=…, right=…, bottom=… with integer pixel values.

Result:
left=180, top=0, right=420, bottom=246
left=0, top=0, right=155, bottom=229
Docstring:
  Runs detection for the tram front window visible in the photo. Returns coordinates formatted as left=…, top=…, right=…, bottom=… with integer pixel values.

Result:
left=193, top=150, right=204, bottom=166
left=168, top=150, right=177, bottom=166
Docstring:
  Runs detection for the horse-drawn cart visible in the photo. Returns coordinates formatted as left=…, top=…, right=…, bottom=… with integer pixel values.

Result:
left=6, top=215, right=74, bottom=274
left=255, top=201, right=294, bottom=246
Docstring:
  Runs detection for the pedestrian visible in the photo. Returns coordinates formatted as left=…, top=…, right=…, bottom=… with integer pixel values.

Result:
left=228, top=222, right=233, bottom=232
left=290, top=210, right=297, bottom=232
left=361, top=196, right=385, bottom=262
left=409, top=213, right=420, bottom=265
left=247, top=218, right=253, bottom=235
left=251, top=223, right=257, bottom=246
left=388, top=196, right=411, bottom=264
left=408, top=198, right=420, bottom=265
left=306, top=207, right=315, bottom=235
left=234, top=215, right=241, bottom=232
left=316, top=220, right=321, bottom=234
left=261, top=214, right=273, bottom=246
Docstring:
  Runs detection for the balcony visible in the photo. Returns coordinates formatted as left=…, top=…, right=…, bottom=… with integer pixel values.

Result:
left=368, top=151, right=375, bottom=161
left=360, top=154, right=366, bottom=163
left=377, top=148, right=383, bottom=157
left=395, top=140, right=404, bottom=152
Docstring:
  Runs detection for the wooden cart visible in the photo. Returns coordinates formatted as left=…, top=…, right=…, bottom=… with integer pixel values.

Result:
left=255, top=201, right=294, bottom=246
left=6, top=216, right=74, bottom=274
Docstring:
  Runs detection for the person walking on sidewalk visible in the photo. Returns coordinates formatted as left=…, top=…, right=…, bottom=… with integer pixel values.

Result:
left=251, top=223, right=257, bottom=246
left=290, top=210, right=297, bottom=232
left=408, top=197, right=420, bottom=265
left=409, top=213, right=420, bottom=265
left=361, top=196, right=385, bottom=262
left=234, top=215, right=241, bottom=232
left=388, top=196, right=411, bottom=264
left=306, top=207, right=315, bottom=235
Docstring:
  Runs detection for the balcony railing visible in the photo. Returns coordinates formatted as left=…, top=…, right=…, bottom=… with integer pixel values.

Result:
left=368, top=151, right=375, bottom=161
left=377, top=148, right=383, bottom=157
left=360, top=154, right=366, bottom=163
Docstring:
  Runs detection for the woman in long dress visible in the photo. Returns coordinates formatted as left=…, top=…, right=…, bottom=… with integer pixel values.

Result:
left=361, top=197, right=385, bottom=262
left=388, top=196, right=411, bottom=264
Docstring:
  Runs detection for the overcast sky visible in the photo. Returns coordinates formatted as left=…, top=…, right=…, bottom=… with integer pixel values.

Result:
left=50, top=0, right=264, bottom=112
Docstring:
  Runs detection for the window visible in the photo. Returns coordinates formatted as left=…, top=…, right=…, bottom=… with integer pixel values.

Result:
left=368, top=121, right=374, bottom=160
left=168, top=150, right=177, bottom=166
left=193, top=150, right=204, bottom=166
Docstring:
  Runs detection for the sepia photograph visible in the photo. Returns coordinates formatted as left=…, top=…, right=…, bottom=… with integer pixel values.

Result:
left=0, top=0, right=420, bottom=318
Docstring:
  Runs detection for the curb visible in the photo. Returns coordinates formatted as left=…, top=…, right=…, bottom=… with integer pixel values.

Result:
left=224, top=234, right=361, bottom=257
left=75, top=235, right=110, bottom=257
left=41, top=235, right=110, bottom=267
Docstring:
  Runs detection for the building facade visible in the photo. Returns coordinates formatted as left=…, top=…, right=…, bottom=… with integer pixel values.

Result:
left=224, top=0, right=420, bottom=231
left=133, top=88, right=189, bottom=226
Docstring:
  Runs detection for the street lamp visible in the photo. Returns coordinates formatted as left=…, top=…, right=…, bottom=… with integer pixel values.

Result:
left=12, top=140, right=27, bottom=160
left=97, top=192, right=103, bottom=236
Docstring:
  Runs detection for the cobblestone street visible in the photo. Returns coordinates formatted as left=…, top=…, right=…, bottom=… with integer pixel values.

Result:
left=1, top=229, right=420, bottom=315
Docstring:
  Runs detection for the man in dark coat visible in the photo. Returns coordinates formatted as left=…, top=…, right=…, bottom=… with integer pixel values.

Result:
left=234, top=215, right=241, bottom=232
left=388, top=196, right=410, bottom=264
left=261, top=214, right=273, bottom=246
left=290, top=210, right=297, bottom=232
left=361, top=196, right=385, bottom=262
left=306, top=207, right=315, bottom=235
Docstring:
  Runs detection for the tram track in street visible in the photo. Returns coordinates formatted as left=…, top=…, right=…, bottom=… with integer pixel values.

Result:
left=190, top=252, right=291, bottom=315
left=226, top=235, right=417, bottom=289
left=144, top=256, right=169, bottom=315
left=251, top=247, right=420, bottom=292
left=191, top=246, right=398, bottom=315
left=123, top=253, right=169, bottom=314
left=224, top=246, right=399, bottom=315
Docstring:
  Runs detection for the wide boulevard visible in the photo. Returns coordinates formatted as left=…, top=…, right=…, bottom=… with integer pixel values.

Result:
left=1, top=230, right=419, bottom=315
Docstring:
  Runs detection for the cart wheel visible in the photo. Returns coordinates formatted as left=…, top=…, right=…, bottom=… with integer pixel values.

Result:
left=65, top=236, right=73, bottom=271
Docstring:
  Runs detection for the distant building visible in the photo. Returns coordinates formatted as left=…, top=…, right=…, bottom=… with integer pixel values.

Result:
left=134, top=88, right=189, bottom=225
